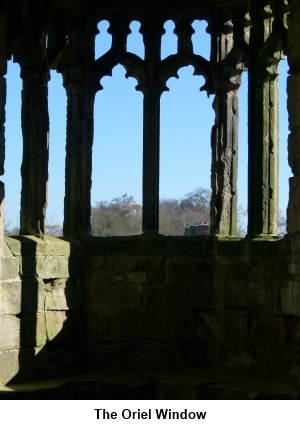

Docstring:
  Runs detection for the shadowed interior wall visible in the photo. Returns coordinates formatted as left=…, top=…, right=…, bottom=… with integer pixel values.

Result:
left=1, top=234, right=300, bottom=387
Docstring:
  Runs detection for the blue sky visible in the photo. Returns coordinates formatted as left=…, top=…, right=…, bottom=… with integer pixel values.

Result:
left=3, top=20, right=290, bottom=230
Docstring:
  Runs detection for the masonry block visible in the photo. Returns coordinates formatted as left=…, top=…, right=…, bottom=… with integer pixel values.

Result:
left=0, top=350, right=20, bottom=385
left=167, top=257, right=213, bottom=277
left=36, top=256, right=69, bottom=278
left=143, top=277, right=222, bottom=309
left=45, top=310, right=82, bottom=344
left=21, top=313, right=47, bottom=348
left=85, top=277, right=141, bottom=309
left=112, top=255, right=162, bottom=274
left=273, top=280, right=300, bottom=316
left=0, top=256, right=19, bottom=280
left=95, top=309, right=195, bottom=341
left=225, top=278, right=272, bottom=311
left=44, top=279, right=78, bottom=311
left=0, top=280, right=44, bottom=315
left=0, top=315, right=20, bottom=350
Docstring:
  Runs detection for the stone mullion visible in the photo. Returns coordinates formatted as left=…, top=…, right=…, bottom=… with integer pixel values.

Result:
left=142, top=89, right=160, bottom=234
left=211, top=91, right=239, bottom=235
left=287, top=0, right=300, bottom=234
left=248, top=5, right=278, bottom=235
left=249, top=78, right=279, bottom=236
left=20, top=82, right=49, bottom=235
left=141, top=19, right=164, bottom=234
left=63, top=89, right=95, bottom=237
left=210, top=16, right=239, bottom=236
left=268, top=78, right=279, bottom=233
left=0, top=11, right=7, bottom=237
left=62, top=15, right=96, bottom=237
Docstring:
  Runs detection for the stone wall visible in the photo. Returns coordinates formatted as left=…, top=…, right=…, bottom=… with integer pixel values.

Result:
left=0, top=236, right=84, bottom=385
left=82, top=234, right=300, bottom=386
left=1, top=234, right=300, bottom=388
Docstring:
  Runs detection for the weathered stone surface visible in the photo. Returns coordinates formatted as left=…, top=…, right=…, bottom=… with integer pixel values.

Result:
left=0, top=280, right=44, bottom=315
left=0, top=315, right=20, bottom=350
left=85, top=277, right=142, bottom=309
left=0, top=350, right=20, bottom=386
left=273, top=280, right=300, bottom=316
left=249, top=314, right=285, bottom=348
left=45, top=311, right=67, bottom=341
left=5, top=236, right=76, bottom=257
left=45, top=311, right=82, bottom=344
left=84, top=235, right=166, bottom=255
left=112, top=255, right=162, bottom=274
left=36, top=256, right=69, bottom=278
left=143, top=277, right=223, bottom=309
left=174, top=236, right=207, bottom=256
left=167, top=257, right=213, bottom=277
left=21, top=313, right=47, bottom=348
left=224, top=279, right=272, bottom=311
left=44, top=279, right=78, bottom=311
left=95, top=309, right=194, bottom=340
left=0, top=256, right=19, bottom=280
left=288, top=73, right=300, bottom=130
left=90, top=255, right=106, bottom=269
left=126, top=271, right=147, bottom=284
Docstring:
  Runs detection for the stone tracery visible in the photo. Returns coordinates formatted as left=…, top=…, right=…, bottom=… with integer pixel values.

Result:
left=1, top=0, right=300, bottom=396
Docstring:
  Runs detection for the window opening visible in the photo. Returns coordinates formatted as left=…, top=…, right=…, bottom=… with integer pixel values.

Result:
left=191, top=19, right=210, bottom=60
left=92, top=64, right=143, bottom=236
left=95, top=20, right=112, bottom=59
left=161, top=20, right=177, bottom=60
left=160, top=66, right=213, bottom=235
left=46, top=70, right=66, bottom=236
left=3, top=60, right=22, bottom=235
left=127, top=21, right=144, bottom=59
left=278, top=57, right=290, bottom=235
left=237, top=71, right=248, bottom=236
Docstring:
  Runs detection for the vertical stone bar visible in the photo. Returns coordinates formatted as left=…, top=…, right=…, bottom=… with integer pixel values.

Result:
left=63, top=89, right=95, bottom=237
left=140, top=19, right=164, bottom=234
left=62, top=14, right=96, bottom=237
left=211, top=91, right=239, bottom=235
left=248, top=2, right=281, bottom=235
left=17, top=2, right=50, bottom=236
left=287, top=0, right=300, bottom=234
left=210, top=14, right=240, bottom=235
left=142, top=89, right=160, bottom=234
left=20, top=83, right=49, bottom=235
left=0, top=11, right=7, bottom=237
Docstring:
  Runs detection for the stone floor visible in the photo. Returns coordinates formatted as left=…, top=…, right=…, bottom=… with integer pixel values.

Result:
left=0, top=365, right=298, bottom=399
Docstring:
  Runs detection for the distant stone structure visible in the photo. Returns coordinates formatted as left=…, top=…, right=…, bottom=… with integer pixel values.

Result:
left=1, top=0, right=300, bottom=400
left=184, top=223, right=210, bottom=236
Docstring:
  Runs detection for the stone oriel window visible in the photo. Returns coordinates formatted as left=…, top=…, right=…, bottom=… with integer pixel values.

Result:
left=0, top=1, right=289, bottom=238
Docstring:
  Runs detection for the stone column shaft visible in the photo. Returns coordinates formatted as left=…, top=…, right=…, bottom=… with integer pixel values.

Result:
left=210, top=14, right=240, bottom=235
left=142, top=88, right=160, bottom=234
left=63, top=90, right=95, bottom=237
left=20, top=83, right=49, bottom=235
left=141, top=19, right=164, bottom=234
left=248, top=4, right=280, bottom=235
left=211, top=91, right=238, bottom=235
